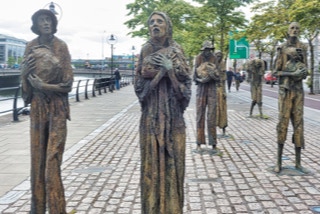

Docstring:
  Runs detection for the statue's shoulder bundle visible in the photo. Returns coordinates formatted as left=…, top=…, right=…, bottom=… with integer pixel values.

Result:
left=196, top=62, right=217, bottom=79
left=28, top=45, right=60, bottom=83
left=249, top=59, right=265, bottom=74
left=142, top=46, right=187, bottom=77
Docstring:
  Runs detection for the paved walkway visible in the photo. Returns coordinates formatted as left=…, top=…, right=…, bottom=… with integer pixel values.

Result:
left=0, top=83, right=319, bottom=214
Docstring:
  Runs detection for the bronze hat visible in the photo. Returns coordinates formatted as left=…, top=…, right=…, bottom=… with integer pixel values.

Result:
left=31, top=9, right=58, bottom=35
left=201, top=41, right=214, bottom=51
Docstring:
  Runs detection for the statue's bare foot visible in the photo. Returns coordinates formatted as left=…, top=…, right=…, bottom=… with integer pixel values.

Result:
left=222, top=128, right=226, bottom=136
left=295, top=165, right=309, bottom=174
left=274, top=165, right=281, bottom=173
left=212, top=145, right=217, bottom=150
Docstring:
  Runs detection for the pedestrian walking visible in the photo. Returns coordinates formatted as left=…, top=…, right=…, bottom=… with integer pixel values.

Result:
left=226, top=67, right=234, bottom=92
left=234, top=69, right=242, bottom=91
left=114, top=68, right=121, bottom=90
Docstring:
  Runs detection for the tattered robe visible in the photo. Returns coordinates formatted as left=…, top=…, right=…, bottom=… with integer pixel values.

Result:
left=21, top=36, right=73, bottom=214
left=135, top=40, right=191, bottom=214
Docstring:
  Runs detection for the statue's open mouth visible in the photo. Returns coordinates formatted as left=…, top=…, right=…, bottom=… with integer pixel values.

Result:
left=153, top=28, right=160, bottom=33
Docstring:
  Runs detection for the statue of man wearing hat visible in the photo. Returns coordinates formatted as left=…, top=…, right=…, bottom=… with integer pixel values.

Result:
left=193, top=40, right=220, bottom=151
left=21, top=9, right=73, bottom=214
left=273, top=22, right=308, bottom=173
left=247, top=58, right=265, bottom=118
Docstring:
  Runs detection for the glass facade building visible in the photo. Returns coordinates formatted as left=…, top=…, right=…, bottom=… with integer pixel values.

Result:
left=0, top=34, right=27, bottom=67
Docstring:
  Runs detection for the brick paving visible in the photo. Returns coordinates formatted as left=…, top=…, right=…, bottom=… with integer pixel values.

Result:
left=0, top=83, right=319, bottom=213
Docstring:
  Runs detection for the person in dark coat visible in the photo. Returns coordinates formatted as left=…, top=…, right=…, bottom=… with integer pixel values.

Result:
left=114, top=68, right=121, bottom=90
left=226, top=67, right=234, bottom=92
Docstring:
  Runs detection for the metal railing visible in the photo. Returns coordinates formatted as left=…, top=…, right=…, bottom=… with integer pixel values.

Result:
left=0, top=74, right=132, bottom=122
left=0, top=86, right=22, bottom=121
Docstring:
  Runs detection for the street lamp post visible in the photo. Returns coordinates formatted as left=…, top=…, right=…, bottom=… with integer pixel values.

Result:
left=131, top=45, right=135, bottom=84
left=101, top=31, right=106, bottom=74
left=44, top=2, right=63, bottom=20
left=107, top=34, right=117, bottom=77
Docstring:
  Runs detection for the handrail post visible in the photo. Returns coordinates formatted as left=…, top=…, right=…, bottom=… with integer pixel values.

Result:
left=12, top=85, right=20, bottom=121
left=104, top=78, right=107, bottom=93
left=92, top=79, right=96, bottom=97
left=76, top=80, right=82, bottom=102
left=85, top=79, right=90, bottom=99
left=98, top=78, right=102, bottom=95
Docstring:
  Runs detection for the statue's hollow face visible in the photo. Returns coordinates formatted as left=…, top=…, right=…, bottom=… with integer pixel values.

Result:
left=288, top=22, right=300, bottom=38
left=256, top=60, right=262, bottom=67
left=216, top=52, right=222, bottom=60
left=37, top=14, right=53, bottom=35
left=149, top=14, right=167, bottom=39
left=203, top=49, right=212, bottom=57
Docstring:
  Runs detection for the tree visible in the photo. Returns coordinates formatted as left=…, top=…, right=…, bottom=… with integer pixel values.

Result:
left=290, top=0, right=320, bottom=94
left=125, top=0, right=254, bottom=61
left=193, top=0, right=253, bottom=60
left=7, top=56, right=15, bottom=68
left=125, top=0, right=195, bottom=39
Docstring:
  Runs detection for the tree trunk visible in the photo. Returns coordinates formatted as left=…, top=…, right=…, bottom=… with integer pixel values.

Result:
left=308, top=39, right=314, bottom=94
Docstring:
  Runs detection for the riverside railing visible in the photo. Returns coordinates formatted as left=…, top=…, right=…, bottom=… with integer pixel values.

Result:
left=0, top=74, right=132, bottom=122
left=0, top=85, right=22, bottom=121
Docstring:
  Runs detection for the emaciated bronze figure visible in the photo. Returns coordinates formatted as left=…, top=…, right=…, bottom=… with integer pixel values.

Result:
left=247, top=58, right=265, bottom=118
left=21, top=9, right=73, bottom=214
left=134, top=11, right=192, bottom=214
left=273, top=22, right=308, bottom=173
left=215, top=50, right=228, bottom=135
left=194, top=41, right=220, bottom=150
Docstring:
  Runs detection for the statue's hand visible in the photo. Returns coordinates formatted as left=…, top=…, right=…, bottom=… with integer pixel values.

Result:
left=22, top=56, right=36, bottom=77
left=293, top=67, right=307, bottom=79
left=28, top=74, right=44, bottom=90
left=153, top=53, right=173, bottom=71
left=196, top=76, right=211, bottom=83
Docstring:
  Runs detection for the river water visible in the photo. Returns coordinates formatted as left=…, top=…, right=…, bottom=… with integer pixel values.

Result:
left=0, top=76, right=95, bottom=116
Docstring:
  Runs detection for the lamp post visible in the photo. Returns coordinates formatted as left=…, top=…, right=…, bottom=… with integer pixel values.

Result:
left=44, top=2, right=63, bottom=20
left=131, top=45, right=135, bottom=84
left=101, top=31, right=106, bottom=74
left=107, top=34, right=117, bottom=77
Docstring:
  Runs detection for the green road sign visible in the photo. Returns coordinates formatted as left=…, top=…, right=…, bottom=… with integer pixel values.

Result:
left=229, top=34, right=249, bottom=59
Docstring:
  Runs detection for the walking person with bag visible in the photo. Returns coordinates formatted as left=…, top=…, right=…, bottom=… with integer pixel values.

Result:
left=234, top=68, right=242, bottom=91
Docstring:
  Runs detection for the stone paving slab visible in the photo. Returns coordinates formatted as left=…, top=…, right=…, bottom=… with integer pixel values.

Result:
left=0, top=84, right=319, bottom=213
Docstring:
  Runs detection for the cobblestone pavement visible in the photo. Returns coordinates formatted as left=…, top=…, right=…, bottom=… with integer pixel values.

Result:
left=0, top=84, right=319, bottom=214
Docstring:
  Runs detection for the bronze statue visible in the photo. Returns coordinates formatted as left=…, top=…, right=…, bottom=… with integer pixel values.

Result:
left=193, top=41, right=220, bottom=150
left=273, top=22, right=308, bottom=173
left=134, top=11, right=191, bottom=214
left=215, top=50, right=228, bottom=135
left=247, top=58, right=265, bottom=118
left=21, top=9, right=73, bottom=214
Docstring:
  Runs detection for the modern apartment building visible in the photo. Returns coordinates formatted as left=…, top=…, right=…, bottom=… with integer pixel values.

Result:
left=0, top=34, right=27, bottom=67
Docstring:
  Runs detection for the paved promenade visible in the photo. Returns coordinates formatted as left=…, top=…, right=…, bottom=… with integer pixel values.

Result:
left=0, top=83, right=319, bottom=213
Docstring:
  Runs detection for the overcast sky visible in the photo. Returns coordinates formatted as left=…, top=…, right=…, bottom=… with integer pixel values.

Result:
left=0, top=0, right=145, bottom=60
left=0, top=0, right=258, bottom=60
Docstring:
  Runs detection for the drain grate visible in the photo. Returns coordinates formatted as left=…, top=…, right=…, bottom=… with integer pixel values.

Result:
left=188, top=177, right=223, bottom=183
left=311, top=206, right=320, bottom=213
left=281, top=156, right=290, bottom=160
left=217, top=134, right=232, bottom=139
left=72, top=166, right=112, bottom=174
left=240, top=140, right=252, bottom=144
